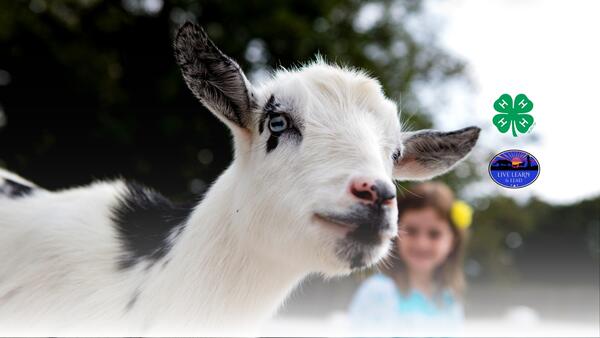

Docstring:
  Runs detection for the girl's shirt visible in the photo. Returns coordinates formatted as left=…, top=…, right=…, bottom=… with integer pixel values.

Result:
left=348, top=274, right=464, bottom=336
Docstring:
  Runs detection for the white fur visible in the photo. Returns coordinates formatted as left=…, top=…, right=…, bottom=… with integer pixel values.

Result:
left=0, top=168, right=37, bottom=192
left=0, top=58, right=477, bottom=335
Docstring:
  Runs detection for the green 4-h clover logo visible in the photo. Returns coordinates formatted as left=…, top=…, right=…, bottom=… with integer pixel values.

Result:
left=493, top=93, right=534, bottom=137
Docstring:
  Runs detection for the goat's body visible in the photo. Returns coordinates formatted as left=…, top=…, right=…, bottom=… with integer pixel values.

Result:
left=0, top=167, right=304, bottom=335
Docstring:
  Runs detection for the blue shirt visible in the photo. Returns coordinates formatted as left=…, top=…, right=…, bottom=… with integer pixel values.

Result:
left=348, top=274, right=464, bottom=336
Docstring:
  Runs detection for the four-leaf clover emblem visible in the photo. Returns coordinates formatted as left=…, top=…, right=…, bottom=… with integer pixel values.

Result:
left=493, top=93, right=534, bottom=137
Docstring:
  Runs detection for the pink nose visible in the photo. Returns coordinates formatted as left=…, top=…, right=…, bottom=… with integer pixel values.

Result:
left=349, top=177, right=396, bottom=205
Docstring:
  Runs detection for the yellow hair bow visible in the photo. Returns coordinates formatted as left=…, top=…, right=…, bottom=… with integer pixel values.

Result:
left=450, top=200, right=473, bottom=230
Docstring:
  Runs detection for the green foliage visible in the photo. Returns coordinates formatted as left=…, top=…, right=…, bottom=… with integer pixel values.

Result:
left=468, top=195, right=600, bottom=283
left=0, top=0, right=467, bottom=198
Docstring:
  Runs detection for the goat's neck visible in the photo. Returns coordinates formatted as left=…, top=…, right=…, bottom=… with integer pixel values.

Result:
left=150, top=163, right=306, bottom=331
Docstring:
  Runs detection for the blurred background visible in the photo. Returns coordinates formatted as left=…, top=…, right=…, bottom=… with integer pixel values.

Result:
left=0, top=0, right=598, bottom=336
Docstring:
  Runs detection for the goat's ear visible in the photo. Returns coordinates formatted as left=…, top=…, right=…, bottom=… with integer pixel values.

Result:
left=174, top=22, right=255, bottom=129
left=393, top=126, right=480, bottom=180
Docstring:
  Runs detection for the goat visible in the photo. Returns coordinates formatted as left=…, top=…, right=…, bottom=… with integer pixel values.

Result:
left=0, top=23, right=480, bottom=335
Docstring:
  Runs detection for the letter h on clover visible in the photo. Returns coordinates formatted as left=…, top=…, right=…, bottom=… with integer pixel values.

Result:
left=493, top=94, right=534, bottom=137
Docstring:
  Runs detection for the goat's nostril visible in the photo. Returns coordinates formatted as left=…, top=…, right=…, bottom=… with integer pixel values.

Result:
left=351, top=186, right=375, bottom=202
left=350, top=178, right=396, bottom=205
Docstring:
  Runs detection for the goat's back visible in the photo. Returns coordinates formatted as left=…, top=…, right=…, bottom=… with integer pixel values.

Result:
left=0, top=179, right=141, bottom=332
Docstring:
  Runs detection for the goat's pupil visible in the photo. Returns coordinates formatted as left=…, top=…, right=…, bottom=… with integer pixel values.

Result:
left=268, top=115, right=288, bottom=133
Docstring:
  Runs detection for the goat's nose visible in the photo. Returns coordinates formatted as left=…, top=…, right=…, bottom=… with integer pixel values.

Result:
left=349, top=177, right=396, bottom=206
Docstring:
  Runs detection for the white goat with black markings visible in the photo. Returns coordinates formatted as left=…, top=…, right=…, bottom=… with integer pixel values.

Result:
left=0, top=22, right=480, bottom=336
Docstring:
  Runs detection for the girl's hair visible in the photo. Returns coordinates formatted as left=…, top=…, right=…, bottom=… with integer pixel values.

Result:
left=381, top=182, right=468, bottom=299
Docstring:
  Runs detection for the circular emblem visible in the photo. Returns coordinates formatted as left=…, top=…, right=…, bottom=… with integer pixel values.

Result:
left=489, top=149, right=540, bottom=188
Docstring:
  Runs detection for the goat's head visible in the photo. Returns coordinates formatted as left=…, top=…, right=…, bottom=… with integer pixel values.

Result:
left=174, top=23, right=480, bottom=275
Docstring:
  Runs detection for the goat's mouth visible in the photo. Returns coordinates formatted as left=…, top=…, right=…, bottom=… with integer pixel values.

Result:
left=312, top=213, right=359, bottom=235
left=313, top=210, right=395, bottom=270
left=313, top=206, right=396, bottom=242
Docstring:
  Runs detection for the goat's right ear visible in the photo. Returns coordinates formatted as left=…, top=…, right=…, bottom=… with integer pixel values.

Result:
left=393, top=126, right=481, bottom=180
left=174, top=22, right=255, bottom=129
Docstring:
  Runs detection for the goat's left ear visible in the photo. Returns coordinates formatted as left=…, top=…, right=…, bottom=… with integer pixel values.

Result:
left=174, top=22, right=255, bottom=129
left=393, top=126, right=481, bottom=180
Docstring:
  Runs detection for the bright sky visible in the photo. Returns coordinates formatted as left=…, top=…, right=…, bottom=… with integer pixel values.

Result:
left=423, top=0, right=600, bottom=205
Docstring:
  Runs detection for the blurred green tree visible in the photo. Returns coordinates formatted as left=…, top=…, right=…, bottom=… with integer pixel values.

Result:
left=0, top=0, right=467, bottom=198
left=468, top=196, right=599, bottom=283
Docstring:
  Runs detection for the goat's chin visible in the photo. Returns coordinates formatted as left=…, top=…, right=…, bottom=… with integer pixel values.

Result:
left=317, top=238, right=393, bottom=277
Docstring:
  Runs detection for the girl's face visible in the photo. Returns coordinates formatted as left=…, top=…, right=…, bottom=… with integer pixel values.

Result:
left=398, top=207, right=455, bottom=274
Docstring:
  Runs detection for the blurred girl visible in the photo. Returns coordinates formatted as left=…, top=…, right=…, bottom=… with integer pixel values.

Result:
left=348, top=182, right=473, bottom=336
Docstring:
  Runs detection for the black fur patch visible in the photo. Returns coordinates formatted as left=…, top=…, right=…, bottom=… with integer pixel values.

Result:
left=0, top=179, right=34, bottom=198
left=350, top=251, right=365, bottom=269
left=112, top=181, right=193, bottom=269
left=259, top=95, right=277, bottom=134
left=266, top=135, right=279, bottom=153
left=323, top=202, right=393, bottom=246
left=335, top=238, right=374, bottom=270
left=326, top=202, right=395, bottom=269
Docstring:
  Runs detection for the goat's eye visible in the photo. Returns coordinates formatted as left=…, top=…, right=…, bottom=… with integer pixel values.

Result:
left=392, top=149, right=402, bottom=162
left=268, top=114, right=289, bottom=134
